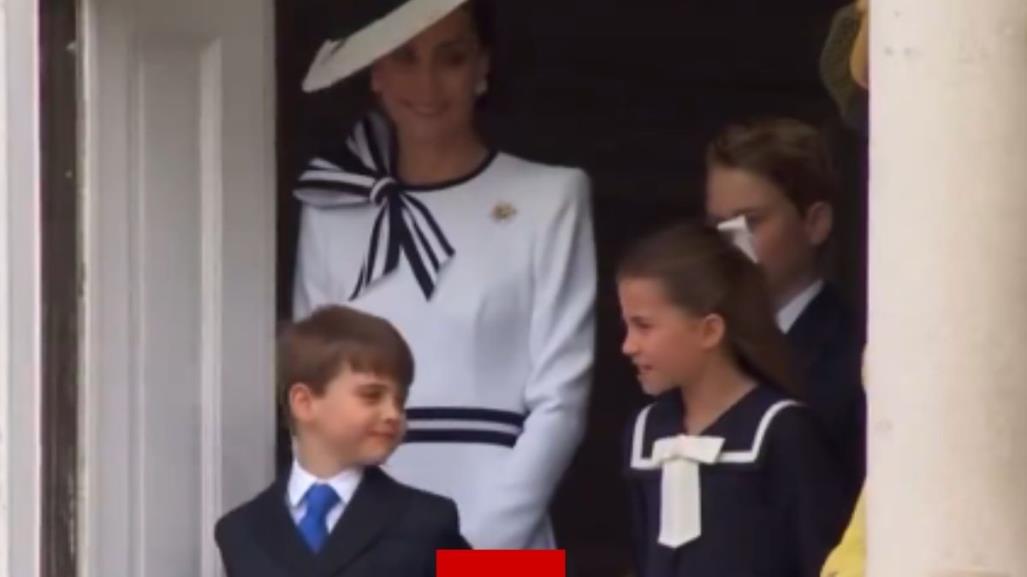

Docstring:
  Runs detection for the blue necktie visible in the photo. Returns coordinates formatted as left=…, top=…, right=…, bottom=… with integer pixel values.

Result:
left=298, top=483, right=341, bottom=553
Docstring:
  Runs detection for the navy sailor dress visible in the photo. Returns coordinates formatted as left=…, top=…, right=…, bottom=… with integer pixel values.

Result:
left=625, top=386, right=849, bottom=577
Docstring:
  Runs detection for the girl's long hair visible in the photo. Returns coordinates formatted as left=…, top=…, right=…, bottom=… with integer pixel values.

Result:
left=618, top=222, right=800, bottom=398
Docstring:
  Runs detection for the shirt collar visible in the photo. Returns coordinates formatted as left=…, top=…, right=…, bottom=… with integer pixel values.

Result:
left=287, top=460, right=364, bottom=508
left=776, top=279, right=825, bottom=333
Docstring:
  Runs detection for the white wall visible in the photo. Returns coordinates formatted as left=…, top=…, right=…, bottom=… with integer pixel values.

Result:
left=0, top=0, right=42, bottom=576
left=867, top=0, right=1027, bottom=574
left=80, top=0, right=277, bottom=575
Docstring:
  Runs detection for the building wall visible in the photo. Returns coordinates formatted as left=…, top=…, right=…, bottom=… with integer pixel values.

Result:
left=0, top=0, right=43, bottom=575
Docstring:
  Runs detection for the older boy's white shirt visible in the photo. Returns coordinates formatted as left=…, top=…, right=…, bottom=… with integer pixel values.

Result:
left=286, top=460, right=364, bottom=532
left=776, top=279, right=825, bottom=333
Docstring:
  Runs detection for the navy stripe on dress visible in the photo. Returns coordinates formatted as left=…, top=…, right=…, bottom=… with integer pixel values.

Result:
left=402, top=407, right=527, bottom=447
left=403, top=430, right=520, bottom=448
left=406, top=407, right=526, bottom=427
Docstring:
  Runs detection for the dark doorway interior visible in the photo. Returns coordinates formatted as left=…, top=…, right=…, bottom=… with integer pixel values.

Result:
left=275, top=1, right=864, bottom=575
left=40, top=0, right=80, bottom=575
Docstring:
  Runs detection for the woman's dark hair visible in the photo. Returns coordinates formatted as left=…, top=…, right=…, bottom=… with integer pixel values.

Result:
left=463, top=0, right=496, bottom=116
left=618, top=223, right=799, bottom=397
left=466, top=0, right=496, bottom=50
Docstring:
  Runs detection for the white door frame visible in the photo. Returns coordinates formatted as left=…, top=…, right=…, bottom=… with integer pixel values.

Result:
left=0, top=0, right=43, bottom=575
left=80, top=0, right=277, bottom=574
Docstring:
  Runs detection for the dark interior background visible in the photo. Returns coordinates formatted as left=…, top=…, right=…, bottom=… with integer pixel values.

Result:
left=275, top=1, right=865, bottom=575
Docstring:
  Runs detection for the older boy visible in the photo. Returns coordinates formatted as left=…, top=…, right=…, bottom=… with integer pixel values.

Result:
left=705, top=118, right=866, bottom=504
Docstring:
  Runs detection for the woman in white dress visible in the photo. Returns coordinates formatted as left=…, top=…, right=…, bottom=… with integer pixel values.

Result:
left=293, top=0, right=597, bottom=550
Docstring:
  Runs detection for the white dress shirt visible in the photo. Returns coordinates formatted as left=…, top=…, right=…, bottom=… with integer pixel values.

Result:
left=286, top=460, right=364, bottom=533
left=776, top=279, right=825, bottom=333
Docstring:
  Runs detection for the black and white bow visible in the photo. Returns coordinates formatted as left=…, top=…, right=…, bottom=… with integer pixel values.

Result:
left=295, top=117, right=455, bottom=300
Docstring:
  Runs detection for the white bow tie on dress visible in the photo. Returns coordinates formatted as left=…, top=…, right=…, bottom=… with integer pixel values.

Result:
left=631, top=400, right=801, bottom=549
left=648, top=434, right=726, bottom=548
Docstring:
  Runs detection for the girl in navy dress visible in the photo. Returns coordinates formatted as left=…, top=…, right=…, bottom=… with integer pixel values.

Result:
left=617, top=224, right=848, bottom=577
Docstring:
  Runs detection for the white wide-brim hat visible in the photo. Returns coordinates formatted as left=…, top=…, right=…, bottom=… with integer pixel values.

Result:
left=303, top=0, right=472, bottom=93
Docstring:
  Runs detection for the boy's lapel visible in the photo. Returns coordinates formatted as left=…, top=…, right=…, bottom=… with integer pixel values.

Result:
left=253, top=478, right=319, bottom=576
left=787, top=287, right=841, bottom=366
left=316, top=467, right=409, bottom=577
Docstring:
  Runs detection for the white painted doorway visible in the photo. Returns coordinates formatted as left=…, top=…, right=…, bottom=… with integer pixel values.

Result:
left=81, top=0, right=276, bottom=575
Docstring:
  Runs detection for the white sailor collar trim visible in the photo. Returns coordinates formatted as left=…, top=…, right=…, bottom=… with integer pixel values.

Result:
left=630, top=398, right=800, bottom=549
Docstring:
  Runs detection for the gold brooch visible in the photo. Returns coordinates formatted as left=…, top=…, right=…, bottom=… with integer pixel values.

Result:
left=491, top=201, right=517, bottom=222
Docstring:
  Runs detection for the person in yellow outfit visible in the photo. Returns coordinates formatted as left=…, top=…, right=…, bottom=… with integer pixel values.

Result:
left=821, top=490, right=866, bottom=577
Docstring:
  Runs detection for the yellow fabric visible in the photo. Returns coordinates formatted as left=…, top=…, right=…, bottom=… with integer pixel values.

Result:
left=819, top=3, right=868, bottom=130
left=849, top=5, right=870, bottom=89
left=821, top=491, right=866, bottom=577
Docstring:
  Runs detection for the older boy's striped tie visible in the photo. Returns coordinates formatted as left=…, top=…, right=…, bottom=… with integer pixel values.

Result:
left=298, top=483, right=340, bottom=553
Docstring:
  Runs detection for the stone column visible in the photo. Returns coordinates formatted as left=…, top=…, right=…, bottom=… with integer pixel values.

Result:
left=868, top=0, right=1027, bottom=575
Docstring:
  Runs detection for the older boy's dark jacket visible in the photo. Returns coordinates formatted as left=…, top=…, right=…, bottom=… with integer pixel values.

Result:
left=786, top=284, right=866, bottom=505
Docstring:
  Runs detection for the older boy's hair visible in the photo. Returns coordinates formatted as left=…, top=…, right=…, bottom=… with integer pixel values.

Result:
left=278, top=305, right=414, bottom=429
left=706, top=117, right=840, bottom=214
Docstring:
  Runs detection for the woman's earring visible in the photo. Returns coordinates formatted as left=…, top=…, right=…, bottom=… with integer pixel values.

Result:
left=476, top=79, right=488, bottom=96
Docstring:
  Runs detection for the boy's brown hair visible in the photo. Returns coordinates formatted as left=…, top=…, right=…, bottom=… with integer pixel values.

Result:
left=278, top=305, right=414, bottom=429
left=706, top=117, right=839, bottom=214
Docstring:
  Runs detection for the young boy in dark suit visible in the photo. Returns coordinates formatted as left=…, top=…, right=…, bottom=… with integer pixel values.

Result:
left=705, top=118, right=866, bottom=506
left=216, top=305, right=468, bottom=577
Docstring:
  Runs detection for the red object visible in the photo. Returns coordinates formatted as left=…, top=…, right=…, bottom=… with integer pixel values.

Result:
left=436, top=550, right=566, bottom=577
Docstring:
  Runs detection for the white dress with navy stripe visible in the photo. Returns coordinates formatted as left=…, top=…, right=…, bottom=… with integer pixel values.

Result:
left=293, top=118, right=597, bottom=549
